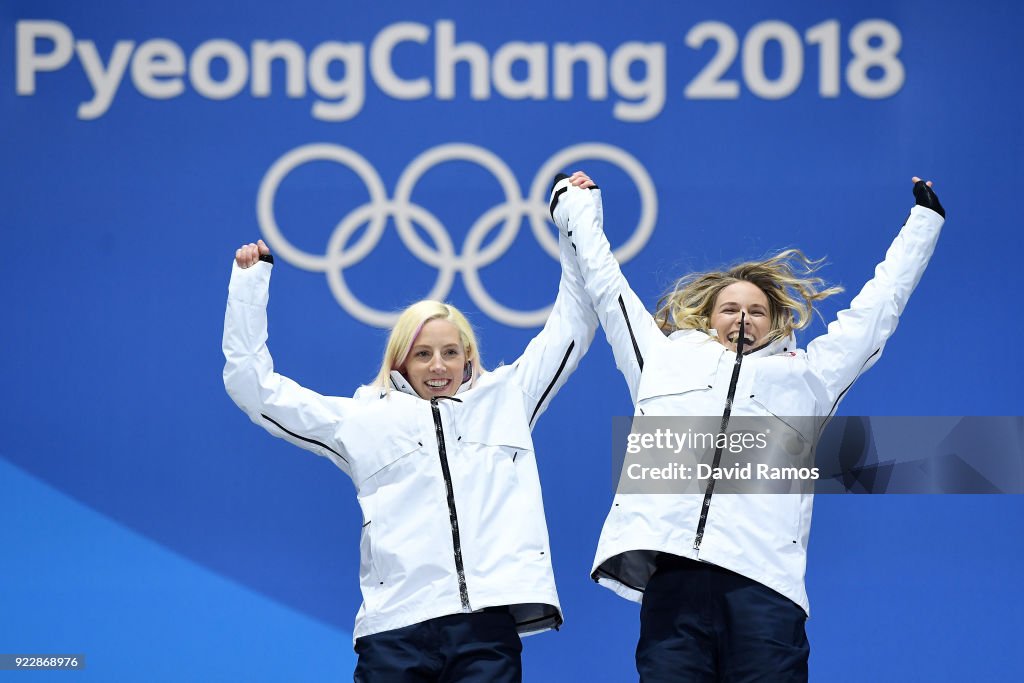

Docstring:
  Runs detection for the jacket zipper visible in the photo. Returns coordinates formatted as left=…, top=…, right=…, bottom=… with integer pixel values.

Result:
left=430, top=397, right=471, bottom=611
left=693, top=315, right=747, bottom=552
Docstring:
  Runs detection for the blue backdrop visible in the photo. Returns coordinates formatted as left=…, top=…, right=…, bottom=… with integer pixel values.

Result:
left=2, top=1, right=1022, bottom=680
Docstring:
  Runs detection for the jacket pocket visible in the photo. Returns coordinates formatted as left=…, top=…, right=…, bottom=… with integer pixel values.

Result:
left=458, top=419, right=533, bottom=495
left=634, top=342, right=719, bottom=405
left=747, top=393, right=818, bottom=454
left=357, top=497, right=385, bottom=594
left=350, top=438, right=422, bottom=487
left=745, top=395, right=820, bottom=498
left=458, top=416, right=533, bottom=452
left=635, top=369, right=715, bottom=414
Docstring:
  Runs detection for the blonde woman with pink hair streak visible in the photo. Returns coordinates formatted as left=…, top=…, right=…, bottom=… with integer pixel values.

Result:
left=223, top=221, right=596, bottom=681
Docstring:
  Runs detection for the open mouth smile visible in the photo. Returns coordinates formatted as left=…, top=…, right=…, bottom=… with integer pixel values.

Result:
left=727, top=332, right=755, bottom=345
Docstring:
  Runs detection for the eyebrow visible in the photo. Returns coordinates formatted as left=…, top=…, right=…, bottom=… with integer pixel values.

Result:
left=716, top=301, right=767, bottom=310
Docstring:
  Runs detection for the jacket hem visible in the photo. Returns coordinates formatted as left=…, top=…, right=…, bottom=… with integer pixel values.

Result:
left=352, top=596, right=562, bottom=646
left=593, top=546, right=810, bottom=617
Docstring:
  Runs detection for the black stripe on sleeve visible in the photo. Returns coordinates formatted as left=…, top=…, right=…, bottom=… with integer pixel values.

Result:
left=824, top=348, right=881, bottom=420
left=261, top=413, right=348, bottom=463
left=549, top=186, right=569, bottom=221
left=529, top=341, right=576, bottom=427
left=618, top=295, right=644, bottom=372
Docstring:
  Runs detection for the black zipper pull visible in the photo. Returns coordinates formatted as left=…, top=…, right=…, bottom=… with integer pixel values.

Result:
left=735, top=312, right=747, bottom=357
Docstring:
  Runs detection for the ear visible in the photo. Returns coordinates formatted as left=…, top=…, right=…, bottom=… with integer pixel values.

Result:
left=462, top=360, right=473, bottom=384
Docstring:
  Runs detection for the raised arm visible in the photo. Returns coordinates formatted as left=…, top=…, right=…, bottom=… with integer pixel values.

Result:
left=223, top=240, right=353, bottom=475
left=509, top=220, right=599, bottom=428
left=806, top=179, right=946, bottom=416
left=550, top=172, right=668, bottom=403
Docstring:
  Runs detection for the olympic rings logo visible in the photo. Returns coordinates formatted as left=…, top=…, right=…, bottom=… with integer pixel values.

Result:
left=257, top=142, right=657, bottom=328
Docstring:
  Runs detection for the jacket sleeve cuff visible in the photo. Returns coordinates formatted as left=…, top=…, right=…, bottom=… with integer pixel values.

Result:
left=908, top=203, right=945, bottom=228
left=227, top=260, right=272, bottom=306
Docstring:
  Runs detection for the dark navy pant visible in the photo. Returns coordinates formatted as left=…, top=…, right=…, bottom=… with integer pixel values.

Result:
left=354, top=608, right=522, bottom=683
left=637, top=555, right=809, bottom=682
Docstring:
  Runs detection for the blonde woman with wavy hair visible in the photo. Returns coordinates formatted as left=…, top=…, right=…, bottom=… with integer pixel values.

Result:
left=653, top=248, right=845, bottom=344
left=223, top=223, right=596, bottom=682
left=550, top=171, right=946, bottom=682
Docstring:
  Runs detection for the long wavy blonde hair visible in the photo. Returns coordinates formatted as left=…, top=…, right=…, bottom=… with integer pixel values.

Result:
left=373, top=300, right=483, bottom=390
left=654, top=249, right=844, bottom=342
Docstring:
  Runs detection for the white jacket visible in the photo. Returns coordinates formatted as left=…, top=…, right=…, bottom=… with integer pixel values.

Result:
left=222, top=236, right=597, bottom=641
left=551, top=178, right=944, bottom=614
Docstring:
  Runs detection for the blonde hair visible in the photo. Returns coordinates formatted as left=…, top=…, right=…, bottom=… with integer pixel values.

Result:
left=654, top=249, right=844, bottom=342
left=374, top=300, right=483, bottom=390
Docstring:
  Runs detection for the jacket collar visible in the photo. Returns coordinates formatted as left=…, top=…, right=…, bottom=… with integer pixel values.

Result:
left=668, top=329, right=796, bottom=358
left=743, top=333, right=796, bottom=358
left=388, top=370, right=474, bottom=398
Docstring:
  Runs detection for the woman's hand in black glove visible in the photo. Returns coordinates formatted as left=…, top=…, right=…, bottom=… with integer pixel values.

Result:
left=912, top=176, right=945, bottom=218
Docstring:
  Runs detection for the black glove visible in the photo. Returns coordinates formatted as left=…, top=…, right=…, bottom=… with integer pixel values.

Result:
left=913, top=180, right=945, bottom=218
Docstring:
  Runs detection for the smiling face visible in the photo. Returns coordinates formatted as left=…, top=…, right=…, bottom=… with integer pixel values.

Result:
left=401, top=318, right=467, bottom=399
left=709, top=280, right=772, bottom=352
